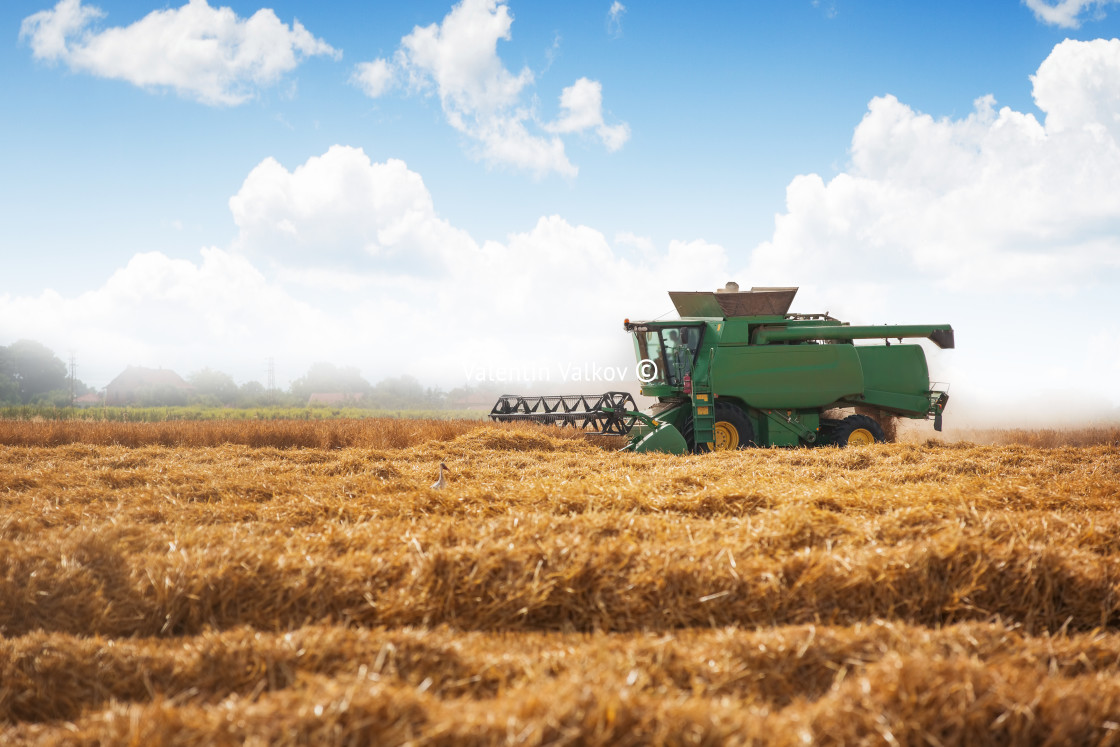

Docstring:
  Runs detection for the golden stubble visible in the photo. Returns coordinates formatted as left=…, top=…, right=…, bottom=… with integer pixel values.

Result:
left=2, top=418, right=1120, bottom=745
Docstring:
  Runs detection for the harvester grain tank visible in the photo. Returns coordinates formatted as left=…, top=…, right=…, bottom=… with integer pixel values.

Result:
left=490, top=285, right=953, bottom=453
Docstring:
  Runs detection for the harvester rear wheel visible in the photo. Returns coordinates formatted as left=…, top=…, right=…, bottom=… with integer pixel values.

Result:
left=684, top=401, right=755, bottom=453
left=832, top=414, right=886, bottom=447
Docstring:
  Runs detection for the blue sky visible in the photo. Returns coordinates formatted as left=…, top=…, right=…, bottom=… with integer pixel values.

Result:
left=3, top=0, right=1120, bottom=425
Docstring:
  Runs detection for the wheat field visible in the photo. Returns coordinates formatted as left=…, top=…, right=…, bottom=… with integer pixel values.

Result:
left=2, top=418, right=1120, bottom=745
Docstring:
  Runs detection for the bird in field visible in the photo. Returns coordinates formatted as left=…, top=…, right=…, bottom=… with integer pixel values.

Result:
left=430, top=462, right=450, bottom=489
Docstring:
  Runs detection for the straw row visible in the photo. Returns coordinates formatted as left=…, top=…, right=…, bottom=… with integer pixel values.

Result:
left=7, top=622, right=1120, bottom=744
left=3, top=514, right=1118, bottom=639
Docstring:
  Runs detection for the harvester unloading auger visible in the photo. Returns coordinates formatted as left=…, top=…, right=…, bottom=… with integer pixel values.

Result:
left=490, top=284, right=954, bottom=454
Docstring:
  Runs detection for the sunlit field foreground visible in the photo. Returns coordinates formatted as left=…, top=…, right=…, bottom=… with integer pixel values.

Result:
left=3, top=419, right=1120, bottom=745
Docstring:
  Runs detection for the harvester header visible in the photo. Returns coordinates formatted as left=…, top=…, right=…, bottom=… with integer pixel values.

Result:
left=491, top=284, right=954, bottom=453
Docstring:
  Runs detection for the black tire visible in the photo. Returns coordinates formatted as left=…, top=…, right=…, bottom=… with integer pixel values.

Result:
left=830, top=413, right=886, bottom=447
left=682, top=401, right=755, bottom=453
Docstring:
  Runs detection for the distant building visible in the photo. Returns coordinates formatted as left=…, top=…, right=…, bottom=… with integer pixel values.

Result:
left=308, top=392, right=362, bottom=407
left=105, top=366, right=193, bottom=406
left=73, top=392, right=103, bottom=407
left=448, top=392, right=494, bottom=409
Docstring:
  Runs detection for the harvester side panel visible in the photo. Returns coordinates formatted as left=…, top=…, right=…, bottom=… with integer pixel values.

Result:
left=852, top=344, right=932, bottom=417
left=711, top=344, right=864, bottom=410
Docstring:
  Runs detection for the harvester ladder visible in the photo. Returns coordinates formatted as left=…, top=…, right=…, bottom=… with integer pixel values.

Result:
left=691, top=349, right=716, bottom=450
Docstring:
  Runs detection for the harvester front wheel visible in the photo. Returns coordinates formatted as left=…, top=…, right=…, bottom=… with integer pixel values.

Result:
left=832, top=414, right=886, bottom=447
left=685, top=401, right=755, bottom=452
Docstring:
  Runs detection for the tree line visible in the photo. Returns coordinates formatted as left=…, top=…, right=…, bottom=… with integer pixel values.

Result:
left=0, top=340, right=481, bottom=410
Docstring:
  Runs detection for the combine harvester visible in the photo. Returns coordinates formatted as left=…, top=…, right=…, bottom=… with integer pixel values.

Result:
left=491, top=284, right=954, bottom=454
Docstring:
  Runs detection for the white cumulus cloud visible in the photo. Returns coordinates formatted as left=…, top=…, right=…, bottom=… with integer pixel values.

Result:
left=20, top=0, right=339, bottom=105
left=224, top=146, right=719, bottom=357
left=0, top=248, right=330, bottom=387
left=0, top=145, right=724, bottom=388
left=1023, top=0, right=1120, bottom=27
left=353, top=0, right=628, bottom=178
left=350, top=58, right=394, bottom=98
left=546, top=77, right=631, bottom=151
left=1032, top=37, right=1120, bottom=141
left=750, top=38, right=1120, bottom=304
left=228, top=145, right=473, bottom=273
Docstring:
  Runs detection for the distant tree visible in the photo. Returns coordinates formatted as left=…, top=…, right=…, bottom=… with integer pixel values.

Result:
left=368, top=375, right=442, bottom=409
left=188, top=368, right=239, bottom=405
left=290, top=363, right=372, bottom=400
left=38, top=389, right=81, bottom=407
left=0, top=340, right=69, bottom=404
left=236, top=380, right=268, bottom=406
left=0, top=347, right=17, bottom=404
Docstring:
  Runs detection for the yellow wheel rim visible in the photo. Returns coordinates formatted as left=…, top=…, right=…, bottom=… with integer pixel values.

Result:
left=847, top=428, right=875, bottom=446
left=712, top=421, right=740, bottom=450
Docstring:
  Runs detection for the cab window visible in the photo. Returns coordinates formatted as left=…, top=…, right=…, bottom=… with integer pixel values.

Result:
left=662, top=326, right=701, bottom=385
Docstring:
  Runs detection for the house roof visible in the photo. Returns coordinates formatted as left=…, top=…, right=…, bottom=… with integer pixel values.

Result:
left=106, top=366, right=192, bottom=391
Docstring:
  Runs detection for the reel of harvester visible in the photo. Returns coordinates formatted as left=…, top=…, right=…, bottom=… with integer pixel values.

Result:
left=489, top=391, right=690, bottom=453
left=489, top=391, right=639, bottom=435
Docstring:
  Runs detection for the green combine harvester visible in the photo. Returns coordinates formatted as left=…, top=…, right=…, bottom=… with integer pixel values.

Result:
left=490, top=284, right=953, bottom=454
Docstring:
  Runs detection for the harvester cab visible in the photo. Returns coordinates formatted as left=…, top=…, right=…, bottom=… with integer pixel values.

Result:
left=491, top=284, right=954, bottom=454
